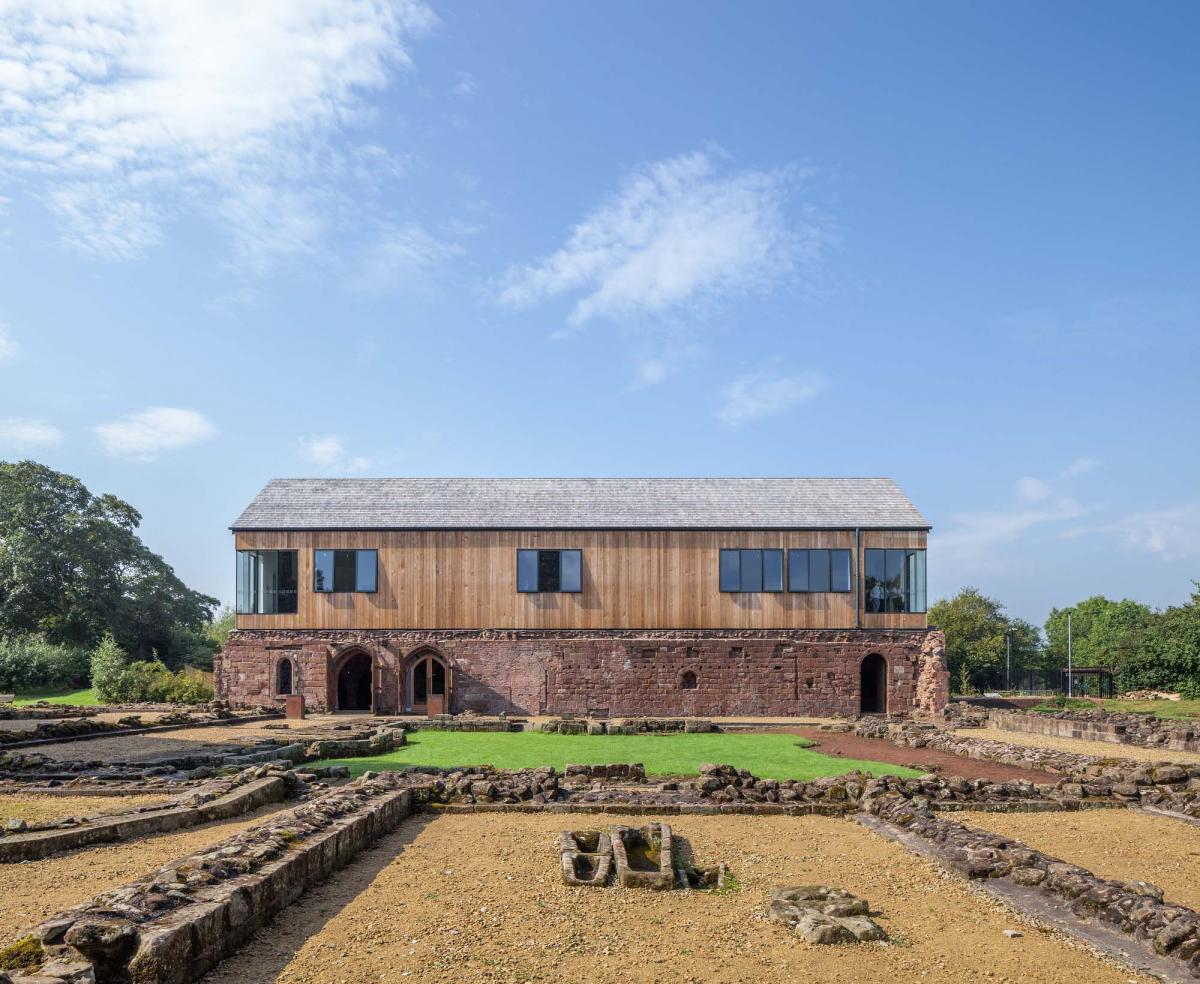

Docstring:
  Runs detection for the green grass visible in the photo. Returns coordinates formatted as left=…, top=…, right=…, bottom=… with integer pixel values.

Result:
left=317, top=730, right=921, bottom=781
left=9, top=687, right=100, bottom=707
left=1032, top=697, right=1200, bottom=720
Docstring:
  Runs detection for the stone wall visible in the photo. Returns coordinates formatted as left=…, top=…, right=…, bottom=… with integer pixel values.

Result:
left=990, top=708, right=1200, bottom=753
left=217, top=628, right=947, bottom=718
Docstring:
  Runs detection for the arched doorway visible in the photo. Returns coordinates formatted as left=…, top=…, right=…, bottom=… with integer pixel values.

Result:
left=336, top=651, right=373, bottom=712
left=406, top=651, right=449, bottom=716
left=860, top=653, right=887, bottom=715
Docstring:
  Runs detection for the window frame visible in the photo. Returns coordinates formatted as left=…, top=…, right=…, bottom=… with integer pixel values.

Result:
left=787, top=548, right=853, bottom=594
left=235, top=549, right=299, bottom=615
left=718, top=548, right=784, bottom=593
left=516, top=548, right=582, bottom=593
left=863, top=547, right=927, bottom=614
left=312, top=548, right=377, bottom=594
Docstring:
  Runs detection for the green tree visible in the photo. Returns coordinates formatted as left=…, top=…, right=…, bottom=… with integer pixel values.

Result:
left=89, top=632, right=129, bottom=702
left=928, top=587, right=1041, bottom=693
left=1116, top=585, right=1200, bottom=698
left=0, top=460, right=218, bottom=658
left=1044, top=596, right=1154, bottom=668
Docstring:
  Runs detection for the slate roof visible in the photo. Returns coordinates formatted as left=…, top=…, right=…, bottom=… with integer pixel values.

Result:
left=231, top=478, right=929, bottom=531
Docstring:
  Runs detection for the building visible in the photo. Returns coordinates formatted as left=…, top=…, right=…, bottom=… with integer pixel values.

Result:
left=216, top=478, right=949, bottom=717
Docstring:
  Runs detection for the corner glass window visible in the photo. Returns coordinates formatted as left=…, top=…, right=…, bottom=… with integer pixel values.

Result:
left=788, top=549, right=852, bottom=593
left=313, top=549, right=377, bottom=593
left=864, top=548, right=926, bottom=613
left=517, top=549, right=582, bottom=593
left=235, top=550, right=298, bottom=614
left=719, top=548, right=783, bottom=592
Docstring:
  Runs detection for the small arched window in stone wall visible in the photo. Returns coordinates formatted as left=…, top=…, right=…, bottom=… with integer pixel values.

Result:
left=277, top=658, right=293, bottom=696
left=681, top=670, right=698, bottom=690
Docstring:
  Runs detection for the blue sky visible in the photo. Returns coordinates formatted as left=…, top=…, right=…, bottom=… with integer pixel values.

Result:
left=1, top=1, right=1197, bottom=626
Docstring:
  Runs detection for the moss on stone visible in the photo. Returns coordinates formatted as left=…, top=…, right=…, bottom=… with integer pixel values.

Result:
left=0, top=934, right=44, bottom=971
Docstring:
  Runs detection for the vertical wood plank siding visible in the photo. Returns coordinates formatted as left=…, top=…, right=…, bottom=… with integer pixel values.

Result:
left=234, top=529, right=928, bottom=631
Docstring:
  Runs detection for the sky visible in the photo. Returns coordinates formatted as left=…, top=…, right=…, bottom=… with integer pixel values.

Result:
left=0, top=0, right=1198, bottom=627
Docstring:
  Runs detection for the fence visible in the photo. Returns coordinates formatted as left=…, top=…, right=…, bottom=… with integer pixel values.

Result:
left=970, top=666, right=1115, bottom=698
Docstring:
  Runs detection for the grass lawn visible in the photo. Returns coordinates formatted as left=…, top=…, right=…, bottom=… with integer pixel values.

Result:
left=317, top=730, right=921, bottom=781
left=10, top=687, right=100, bottom=707
left=1032, top=697, right=1200, bottom=720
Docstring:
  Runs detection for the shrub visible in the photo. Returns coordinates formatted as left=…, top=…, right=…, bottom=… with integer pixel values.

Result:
left=91, top=635, right=213, bottom=705
left=0, top=635, right=90, bottom=693
left=90, top=632, right=130, bottom=702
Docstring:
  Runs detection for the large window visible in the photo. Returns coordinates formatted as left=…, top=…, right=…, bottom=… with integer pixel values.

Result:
left=864, top=548, right=927, bottom=613
left=313, top=549, right=377, bottom=593
left=517, top=549, right=582, bottom=593
left=788, top=549, right=852, bottom=593
left=719, top=549, right=784, bottom=592
left=235, top=550, right=298, bottom=614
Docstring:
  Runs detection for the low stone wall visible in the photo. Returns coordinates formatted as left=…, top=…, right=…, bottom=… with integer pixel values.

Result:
left=0, top=710, right=282, bottom=751
left=0, top=707, right=100, bottom=722
left=404, top=715, right=517, bottom=732
left=536, top=717, right=717, bottom=735
left=2, top=774, right=417, bottom=984
left=865, top=794, right=1200, bottom=979
left=991, top=709, right=1200, bottom=753
left=0, top=768, right=292, bottom=863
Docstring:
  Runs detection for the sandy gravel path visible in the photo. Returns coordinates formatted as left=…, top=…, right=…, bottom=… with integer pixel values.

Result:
left=0, top=802, right=290, bottom=945
left=0, top=793, right=172, bottom=826
left=205, top=812, right=1150, bottom=984
left=955, top=726, right=1200, bottom=764
left=959, top=808, right=1200, bottom=910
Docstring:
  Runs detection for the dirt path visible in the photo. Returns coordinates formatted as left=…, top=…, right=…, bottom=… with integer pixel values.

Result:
left=955, top=726, right=1200, bottom=765
left=792, top=727, right=1050, bottom=782
left=0, top=802, right=290, bottom=945
left=205, top=812, right=1149, bottom=984
left=0, top=793, right=172, bottom=825
left=958, top=808, right=1200, bottom=910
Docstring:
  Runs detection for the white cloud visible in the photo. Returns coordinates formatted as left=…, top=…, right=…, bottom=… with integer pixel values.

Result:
left=1014, top=476, right=1052, bottom=501
left=934, top=497, right=1088, bottom=577
left=0, top=417, right=62, bottom=448
left=0, top=1, right=436, bottom=266
left=0, top=323, right=16, bottom=363
left=451, top=71, right=476, bottom=99
left=499, top=150, right=823, bottom=326
left=299, top=435, right=370, bottom=473
left=351, top=222, right=463, bottom=291
left=1109, top=503, right=1200, bottom=561
left=95, top=407, right=217, bottom=459
left=1061, top=457, right=1101, bottom=478
left=716, top=369, right=825, bottom=426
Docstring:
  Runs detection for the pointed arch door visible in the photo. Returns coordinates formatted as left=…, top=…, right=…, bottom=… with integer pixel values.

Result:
left=407, top=652, right=451, bottom=716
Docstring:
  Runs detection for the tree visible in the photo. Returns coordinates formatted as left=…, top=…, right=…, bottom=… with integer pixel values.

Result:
left=928, top=587, right=1041, bottom=693
left=1044, top=596, right=1153, bottom=668
left=0, top=460, right=218, bottom=658
left=89, top=632, right=129, bottom=702
left=1115, top=585, right=1200, bottom=698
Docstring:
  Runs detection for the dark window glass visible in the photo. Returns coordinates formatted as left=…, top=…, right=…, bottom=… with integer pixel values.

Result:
left=333, top=550, right=357, bottom=592
left=864, top=549, right=887, bottom=612
left=739, top=549, right=763, bottom=592
left=884, top=548, right=905, bottom=611
left=236, top=550, right=297, bottom=614
left=809, top=550, right=831, bottom=592
left=864, top=548, right=926, bottom=613
left=831, top=549, right=851, bottom=592
left=356, top=550, right=377, bottom=592
left=538, top=550, right=560, bottom=592
left=277, top=660, right=293, bottom=695
left=719, top=549, right=740, bottom=591
left=559, top=549, right=582, bottom=592
left=517, top=549, right=539, bottom=592
left=762, top=549, right=784, bottom=592
left=313, top=550, right=334, bottom=593
left=788, top=550, right=809, bottom=591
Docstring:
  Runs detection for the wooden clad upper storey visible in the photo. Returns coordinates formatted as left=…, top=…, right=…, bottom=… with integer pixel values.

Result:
left=232, top=478, right=930, bottom=632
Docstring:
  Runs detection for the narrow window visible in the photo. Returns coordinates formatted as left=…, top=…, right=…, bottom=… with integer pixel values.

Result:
left=739, top=549, right=763, bottom=591
left=681, top=671, right=698, bottom=690
left=314, top=550, right=377, bottom=593
left=788, top=549, right=809, bottom=591
left=762, top=549, right=784, bottom=592
left=277, top=659, right=293, bottom=695
left=831, top=549, right=852, bottom=592
left=235, top=550, right=298, bottom=614
left=809, top=549, right=831, bottom=592
left=719, top=549, right=741, bottom=591
left=516, top=549, right=582, bottom=593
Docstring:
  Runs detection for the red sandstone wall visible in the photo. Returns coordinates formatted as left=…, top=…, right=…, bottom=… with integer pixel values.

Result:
left=217, top=629, right=944, bottom=718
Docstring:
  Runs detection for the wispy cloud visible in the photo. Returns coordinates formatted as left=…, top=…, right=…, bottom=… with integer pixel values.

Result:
left=95, top=407, right=217, bottom=460
left=0, top=323, right=16, bottom=363
left=1014, top=476, right=1053, bottom=501
left=716, top=369, right=826, bottom=426
left=351, top=222, right=463, bottom=292
left=451, top=72, right=477, bottom=99
left=0, top=418, right=62, bottom=449
left=299, top=435, right=370, bottom=473
left=0, top=1, right=436, bottom=268
left=499, top=150, right=825, bottom=327
left=1108, top=503, right=1200, bottom=561
left=1061, top=457, right=1101, bottom=478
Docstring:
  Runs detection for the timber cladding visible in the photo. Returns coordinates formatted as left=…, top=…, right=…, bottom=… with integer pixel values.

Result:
left=235, top=528, right=927, bottom=632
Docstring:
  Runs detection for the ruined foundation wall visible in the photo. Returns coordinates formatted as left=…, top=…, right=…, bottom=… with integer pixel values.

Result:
left=216, top=628, right=947, bottom=718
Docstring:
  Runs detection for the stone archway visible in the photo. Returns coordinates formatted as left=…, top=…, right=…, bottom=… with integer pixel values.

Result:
left=404, top=649, right=451, bottom=716
left=860, top=653, right=887, bottom=715
left=334, top=650, right=373, bottom=712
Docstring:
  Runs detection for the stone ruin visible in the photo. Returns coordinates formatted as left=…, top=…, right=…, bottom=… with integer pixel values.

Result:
left=558, top=822, right=727, bottom=891
left=767, top=886, right=888, bottom=944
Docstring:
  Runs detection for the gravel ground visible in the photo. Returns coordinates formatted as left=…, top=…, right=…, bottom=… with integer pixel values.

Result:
left=0, top=802, right=290, bottom=946
left=955, top=726, right=1200, bottom=764
left=959, top=808, right=1200, bottom=910
left=32, top=722, right=307, bottom=762
left=0, top=793, right=173, bottom=825
left=204, top=812, right=1150, bottom=984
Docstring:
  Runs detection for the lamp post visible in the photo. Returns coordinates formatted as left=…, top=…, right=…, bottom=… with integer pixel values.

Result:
left=1006, top=630, right=1012, bottom=692
left=1067, top=612, right=1073, bottom=699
